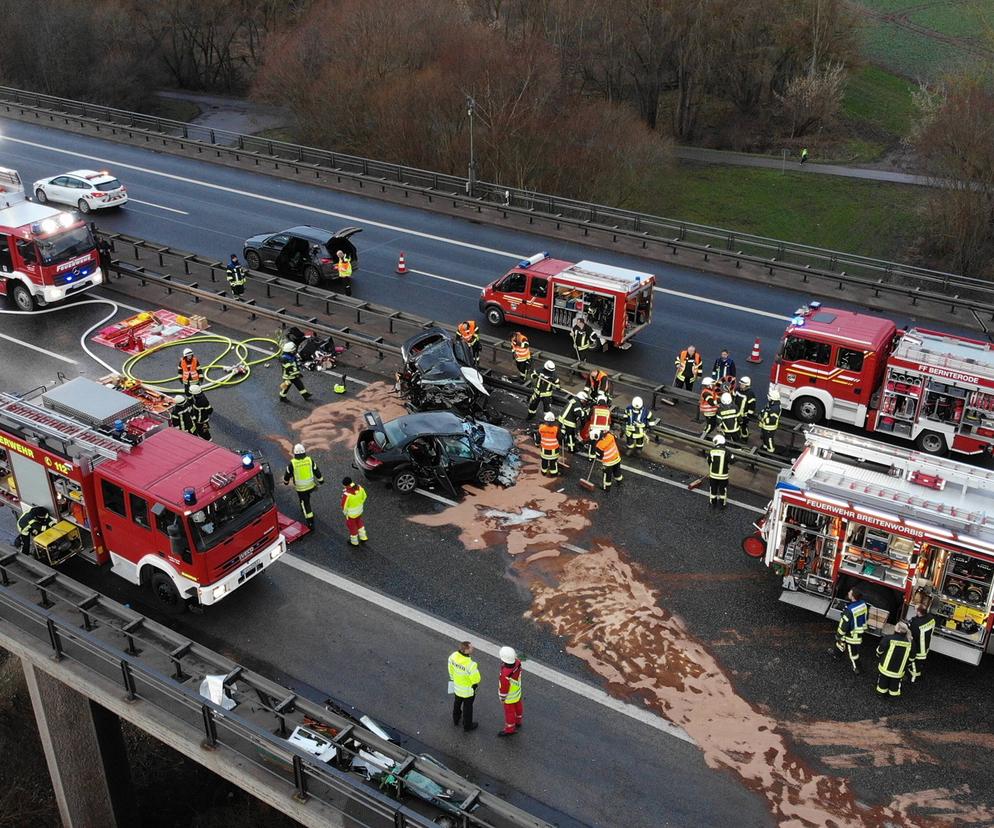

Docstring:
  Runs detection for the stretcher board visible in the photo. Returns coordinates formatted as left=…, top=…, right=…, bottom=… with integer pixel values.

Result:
left=92, top=309, right=205, bottom=355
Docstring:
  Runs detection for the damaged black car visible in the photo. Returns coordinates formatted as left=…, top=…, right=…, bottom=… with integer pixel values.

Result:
left=397, top=328, right=504, bottom=423
left=353, top=410, right=521, bottom=496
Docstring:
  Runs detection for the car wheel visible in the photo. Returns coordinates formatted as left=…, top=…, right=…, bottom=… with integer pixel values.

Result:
left=915, top=430, right=948, bottom=456
left=77, top=198, right=91, bottom=214
left=392, top=468, right=418, bottom=495
left=477, top=467, right=498, bottom=485
left=244, top=249, right=261, bottom=270
left=34, top=188, right=47, bottom=203
left=303, top=265, right=322, bottom=287
left=10, top=282, right=34, bottom=312
left=792, top=396, right=824, bottom=424
left=485, top=306, right=505, bottom=326
left=149, top=570, right=186, bottom=614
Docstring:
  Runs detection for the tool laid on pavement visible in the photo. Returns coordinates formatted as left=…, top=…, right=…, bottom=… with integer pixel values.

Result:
left=578, top=455, right=598, bottom=492
left=687, top=475, right=706, bottom=491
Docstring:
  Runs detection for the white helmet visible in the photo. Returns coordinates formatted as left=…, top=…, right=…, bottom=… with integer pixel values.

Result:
left=596, top=392, right=608, bottom=404
left=768, top=389, right=781, bottom=401
left=720, top=392, right=732, bottom=405
left=590, top=428, right=603, bottom=440
left=499, top=646, right=517, bottom=664
left=632, top=396, right=643, bottom=409
left=544, top=360, right=555, bottom=371
left=293, top=443, right=306, bottom=456
left=544, top=411, right=555, bottom=422
left=702, top=377, right=714, bottom=387
left=713, top=434, right=726, bottom=446
left=188, top=384, right=202, bottom=395
left=282, top=341, right=296, bottom=353
left=740, top=376, right=751, bottom=388
left=182, top=347, right=193, bottom=357
left=576, top=390, right=589, bottom=402
left=173, top=394, right=185, bottom=404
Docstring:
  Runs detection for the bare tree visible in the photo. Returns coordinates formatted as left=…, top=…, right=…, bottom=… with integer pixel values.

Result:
left=776, top=62, right=846, bottom=138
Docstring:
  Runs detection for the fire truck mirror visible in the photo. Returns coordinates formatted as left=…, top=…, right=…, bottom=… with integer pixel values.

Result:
left=153, top=502, right=191, bottom=563
left=260, top=462, right=275, bottom=496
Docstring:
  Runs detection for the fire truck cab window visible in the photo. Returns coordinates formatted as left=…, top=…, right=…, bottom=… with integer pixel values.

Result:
left=529, top=277, right=548, bottom=299
left=16, top=239, right=38, bottom=266
left=154, top=506, right=181, bottom=536
left=836, top=348, right=864, bottom=371
left=782, top=335, right=831, bottom=365
left=0, top=238, right=11, bottom=272
left=495, top=272, right=526, bottom=294
left=129, top=494, right=150, bottom=529
left=100, top=480, right=126, bottom=517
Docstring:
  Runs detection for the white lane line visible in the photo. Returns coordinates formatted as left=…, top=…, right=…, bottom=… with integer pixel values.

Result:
left=3, top=136, right=516, bottom=258
left=6, top=136, right=793, bottom=323
left=127, top=198, right=189, bottom=215
left=281, top=553, right=694, bottom=744
left=621, top=462, right=764, bottom=513
left=0, top=331, right=78, bottom=364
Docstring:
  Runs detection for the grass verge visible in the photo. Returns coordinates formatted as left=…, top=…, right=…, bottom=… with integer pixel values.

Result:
left=639, top=162, right=927, bottom=261
left=843, top=65, right=917, bottom=138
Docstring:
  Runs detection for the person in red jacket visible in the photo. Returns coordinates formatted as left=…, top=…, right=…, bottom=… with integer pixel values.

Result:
left=497, top=646, right=523, bottom=737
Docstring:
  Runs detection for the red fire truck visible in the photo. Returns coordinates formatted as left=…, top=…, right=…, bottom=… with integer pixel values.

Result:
left=0, top=167, right=103, bottom=311
left=771, top=302, right=994, bottom=455
left=479, top=253, right=655, bottom=350
left=748, top=426, right=994, bottom=665
left=0, top=378, right=286, bottom=611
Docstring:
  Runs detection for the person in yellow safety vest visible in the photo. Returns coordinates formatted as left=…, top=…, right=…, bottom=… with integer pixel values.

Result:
left=457, top=320, right=481, bottom=363
left=497, top=646, right=523, bottom=737
left=448, top=641, right=481, bottom=732
left=699, top=377, right=719, bottom=438
left=908, top=604, right=936, bottom=684
left=708, top=434, right=732, bottom=508
left=340, top=476, right=368, bottom=546
left=876, top=622, right=913, bottom=698
left=178, top=347, right=201, bottom=391
left=717, top=391, right=740, bottom=443
left=623, top=396, right=658, bottom=453
left=558, top=390, right=588, bottom=454
left=537, top=412, right=561, bottom=476
left=758, top=389, right=781, bottom=454
left=734, top=376, right=757, bottom=442
left=527, top=360, right=559, bottom=419
left=592, top=427, right=623, bottom=490
left=832, top=589, right=868, bottom=673
left=282, top=443, right=324, bottom=529
left=510, top=331, right=532, bottom=378
left=673, top=345, right=703, bottom=391
left=335, top=250, right=353, bottom=296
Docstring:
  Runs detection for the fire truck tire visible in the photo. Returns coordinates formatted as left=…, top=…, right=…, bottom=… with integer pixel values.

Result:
left=914, top=430, right=948, bottom=456
left=34, top=187, right=47, bottom=203
left=9, top=282, right=35, bottom=312
left=77, top=199, right=91, bottom=214
left=244, top=249, right=261, bottom=270
left=484, top=305, right=505, bottom=326
left=148, top=569, right=186, bottom=614
left=792, top=396, right=824, bottom=424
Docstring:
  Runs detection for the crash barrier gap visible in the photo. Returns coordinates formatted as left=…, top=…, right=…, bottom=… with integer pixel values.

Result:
left=1, top=86, right=993, bottom=324
left=99, top=232, right=793, bottom=474
left=0, top=548, right=550, bottom=828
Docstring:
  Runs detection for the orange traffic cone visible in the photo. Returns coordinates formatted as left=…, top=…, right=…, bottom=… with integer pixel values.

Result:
left=747, top=338, right=762, bottom=364
left=396, top=252, right=408, bottom=274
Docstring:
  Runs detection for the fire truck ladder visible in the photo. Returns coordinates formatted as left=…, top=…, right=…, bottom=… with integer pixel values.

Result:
left=804, top=425, right=994, bottom=536
left=0, top=393, right=131, bottom=461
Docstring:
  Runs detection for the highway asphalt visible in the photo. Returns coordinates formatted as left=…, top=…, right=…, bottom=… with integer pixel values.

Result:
left=0, top=117, right=978, bottom=395
left=3, top=122, right=994, bottom=826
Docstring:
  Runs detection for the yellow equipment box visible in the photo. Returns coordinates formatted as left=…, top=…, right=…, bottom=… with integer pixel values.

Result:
left=32, top=520, right=82, bottom=566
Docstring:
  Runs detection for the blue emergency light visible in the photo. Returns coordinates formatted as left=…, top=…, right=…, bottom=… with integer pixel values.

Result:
left=183, top=487, right=197, bottom=506
left=241, top=452, right=254, bottom=469
left=518, top=252, right=548, bottom=268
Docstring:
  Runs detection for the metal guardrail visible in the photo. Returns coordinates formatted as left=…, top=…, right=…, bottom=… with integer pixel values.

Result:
left=2, top=86, right=993, bottom=319
left=98, top=234, right=792, bottom=474
left=0, top=548, right=550, bottom=828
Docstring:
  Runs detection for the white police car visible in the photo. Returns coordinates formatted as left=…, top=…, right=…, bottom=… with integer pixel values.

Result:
left=32, top=169, right=128, bottom=213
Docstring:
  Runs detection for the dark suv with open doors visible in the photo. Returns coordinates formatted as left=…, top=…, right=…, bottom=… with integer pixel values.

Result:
left=243, top=225, right=361, bottom=293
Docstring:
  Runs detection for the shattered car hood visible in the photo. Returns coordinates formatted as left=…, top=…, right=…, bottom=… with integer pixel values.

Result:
left=476, top=422, right=514, bottom=454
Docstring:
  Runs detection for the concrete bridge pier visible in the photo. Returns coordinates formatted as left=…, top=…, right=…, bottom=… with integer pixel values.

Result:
left=22, top=660, right=137, bottom=828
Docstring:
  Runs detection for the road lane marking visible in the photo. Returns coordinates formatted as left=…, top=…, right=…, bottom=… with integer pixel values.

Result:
left=621, top=463, right=765, bottom=513
left=0, top=331, right=78, bottom=364
left=281, top=552, right=695, bottom=744
left=127, top=198, right=189, bottom=215
left=6, top=136, right=794, bottom=323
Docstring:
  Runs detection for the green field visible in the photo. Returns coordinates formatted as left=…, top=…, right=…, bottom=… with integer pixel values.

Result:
left=843, top=65, right=917, bottom=137
left=638, top=163, right=927, bottom=261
